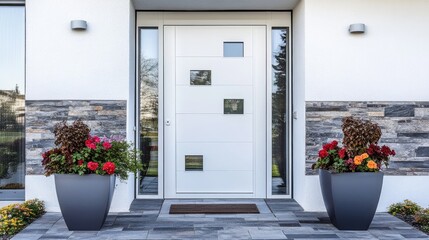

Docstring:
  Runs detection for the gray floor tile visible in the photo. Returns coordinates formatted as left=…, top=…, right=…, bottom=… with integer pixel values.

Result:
left=10, top=199, right=428, bottom=240
left=11, top=233, right=44, bottom=240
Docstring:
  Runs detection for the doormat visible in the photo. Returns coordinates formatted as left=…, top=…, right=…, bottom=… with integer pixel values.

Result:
left=169, top=204, right=260, bottom=214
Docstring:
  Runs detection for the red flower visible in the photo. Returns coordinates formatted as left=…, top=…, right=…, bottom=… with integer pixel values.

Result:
left=102, top=162, right=116, bottom=175
left=77, top=160, right=84, bottom=166
left=85, top=139, right=93, bottom=148
left=367, top=147, right=374, bottom=155
left=87, top=161, right=99, bottom=171
left=319, top=149, right=329, bottom=158
left=381, top=145, right=395, bottom=157
left=338, top=148, right=347, bottom=159
left=92, top=136, right=100, bottom=143
left=331, top=140, right=338, bottom=149
left=323, top=143, right=331, bottom=151
left=103, top=142, right=112, bottom=150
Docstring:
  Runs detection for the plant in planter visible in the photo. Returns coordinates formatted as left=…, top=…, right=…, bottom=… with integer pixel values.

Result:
left=312, top=116, right=396, bottom=230
left=42, top=120, right=142, bottom=231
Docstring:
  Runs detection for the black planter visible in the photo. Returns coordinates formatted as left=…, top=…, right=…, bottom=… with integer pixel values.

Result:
left=55, top=174, right=115, bottom=231
left=319, top=169, right=383, bottom=230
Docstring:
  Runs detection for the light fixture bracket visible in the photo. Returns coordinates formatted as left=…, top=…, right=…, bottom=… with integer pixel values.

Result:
left=71, top=20, right=87, bottom=31
left=349, top=23, right=365, bottom=34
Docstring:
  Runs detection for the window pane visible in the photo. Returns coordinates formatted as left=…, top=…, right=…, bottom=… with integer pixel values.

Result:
left=272, top=28, right=289, bottom=195
left=138, top=28, right=159, bottom=195
left=223, top=42, right=244, bottom=57
left=0, top=6, right=25, bottom=200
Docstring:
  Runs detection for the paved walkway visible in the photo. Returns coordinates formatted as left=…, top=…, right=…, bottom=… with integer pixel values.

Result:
left=12, top=199, right=428, bottom=240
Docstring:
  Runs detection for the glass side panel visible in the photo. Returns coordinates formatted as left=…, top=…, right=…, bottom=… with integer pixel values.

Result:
left=271, top=28, right=289, bottom=195
left=0, top=6, right=25, bottom=200
left=223, top=42, right=244, bottom=57
left=138, top=28, right=159, bottom=195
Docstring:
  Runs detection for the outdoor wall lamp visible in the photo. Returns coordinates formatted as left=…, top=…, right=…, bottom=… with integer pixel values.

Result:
left=71, top=20, right=87, bottom=31
left=349, top=23, right=365, bottom=34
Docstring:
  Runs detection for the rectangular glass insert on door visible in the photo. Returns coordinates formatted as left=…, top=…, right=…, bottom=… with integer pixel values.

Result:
left=138, top=27, right=159, bottom=195
left=271, top=27, right=289, bottom=195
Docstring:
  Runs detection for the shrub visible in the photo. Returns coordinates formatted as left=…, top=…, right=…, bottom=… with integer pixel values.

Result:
left=342, top=116, right=381, bottom=156
left=415, top=209, right=429, bottom=228
left=388, top=200, right=429, bottom=234
left=388, top=199, right=422, bottom=216
left=0, top=199, right=45, bottom=238
left=0, top=183, right=24, bottom=189
left=53, top=119, right=90, bottom=165
left=42, top=120, right=142, bottom=181
left=312, top=117, right=395, bottom=173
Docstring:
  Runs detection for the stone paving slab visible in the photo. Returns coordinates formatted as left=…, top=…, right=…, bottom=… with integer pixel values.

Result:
left=11, top=199, right=429, bottom=240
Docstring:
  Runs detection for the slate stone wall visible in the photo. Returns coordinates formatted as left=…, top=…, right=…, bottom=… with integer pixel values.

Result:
left=306, top=101, right=429, bottom=175
left=26, top=100, right=127, bottom=175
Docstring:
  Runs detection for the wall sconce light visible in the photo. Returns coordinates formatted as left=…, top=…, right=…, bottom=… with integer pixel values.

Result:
left=71, top=20, right=87, bottom=31
left=349, top=23, right=365, bottom=34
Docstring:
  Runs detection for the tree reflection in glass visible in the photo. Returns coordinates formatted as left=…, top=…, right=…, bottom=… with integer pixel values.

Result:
left=0, top=6, right=25, bottom=195
left=272, top=28, right=289, bottom=195
left=139, top=28, right=159, bottom=195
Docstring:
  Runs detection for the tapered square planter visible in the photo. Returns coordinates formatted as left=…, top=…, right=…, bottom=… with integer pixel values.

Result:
left=55, top=174, right=115, bottom=231
left=319, top=169, right=383, bottom=230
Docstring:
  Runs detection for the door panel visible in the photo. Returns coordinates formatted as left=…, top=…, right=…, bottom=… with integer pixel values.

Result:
left=164, top=25, right=266, bottom=198
left=176, top=114, right=253, bottom=142
left=177, top=171, right=253, bottom=193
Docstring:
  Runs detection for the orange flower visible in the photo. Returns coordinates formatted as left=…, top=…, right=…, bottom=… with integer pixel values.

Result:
left=361, top=153, right=369, bottom=159
left=354, top=155, right=363, bottom=165
left=367, top=160, right=378, bottom=169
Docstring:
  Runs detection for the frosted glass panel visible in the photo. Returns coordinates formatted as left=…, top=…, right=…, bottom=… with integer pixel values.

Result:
left=223, top=42, right=244, bottom=57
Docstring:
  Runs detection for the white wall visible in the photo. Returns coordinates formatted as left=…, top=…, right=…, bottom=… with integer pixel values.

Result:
left=26, top=0, right=133, bottom=100
left=25, top=0, right=136, bottom=212
left=292, top=0, right=307, bottom=208
left=305, top=0, right=429, bottom=102
left=293, top=0, right=429, bottom=211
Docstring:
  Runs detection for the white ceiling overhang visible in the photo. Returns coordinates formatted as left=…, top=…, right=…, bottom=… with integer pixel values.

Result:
left=133, top=0, right=300, bottom=11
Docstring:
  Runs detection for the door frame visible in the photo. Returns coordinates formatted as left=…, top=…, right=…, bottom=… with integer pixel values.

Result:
left=136, top=12, right=292, bottom=199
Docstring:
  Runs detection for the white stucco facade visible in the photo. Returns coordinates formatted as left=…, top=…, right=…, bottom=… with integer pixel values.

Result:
left=293, top=0, right=429, bottom=211
left=1, top=0, right=428, bottom=211
left=24, top=0, right=136, bottom=212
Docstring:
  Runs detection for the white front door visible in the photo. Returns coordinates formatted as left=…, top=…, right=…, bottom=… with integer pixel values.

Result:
left=164, top=26, right=266, bottom=198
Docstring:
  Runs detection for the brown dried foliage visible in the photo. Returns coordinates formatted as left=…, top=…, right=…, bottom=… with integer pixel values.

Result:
left=53, top=119, right=90, bottom=164
left=342, top=116, right=381, bottom=154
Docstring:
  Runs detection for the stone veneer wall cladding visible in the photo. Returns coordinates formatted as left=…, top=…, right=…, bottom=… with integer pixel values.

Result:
left=26, top=100, right=127, bottom=175
left=306, top=101, right=429, bottom=176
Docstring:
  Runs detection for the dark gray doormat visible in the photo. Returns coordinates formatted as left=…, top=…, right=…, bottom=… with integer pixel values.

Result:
left=169, top=204, right=260, bottom=214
